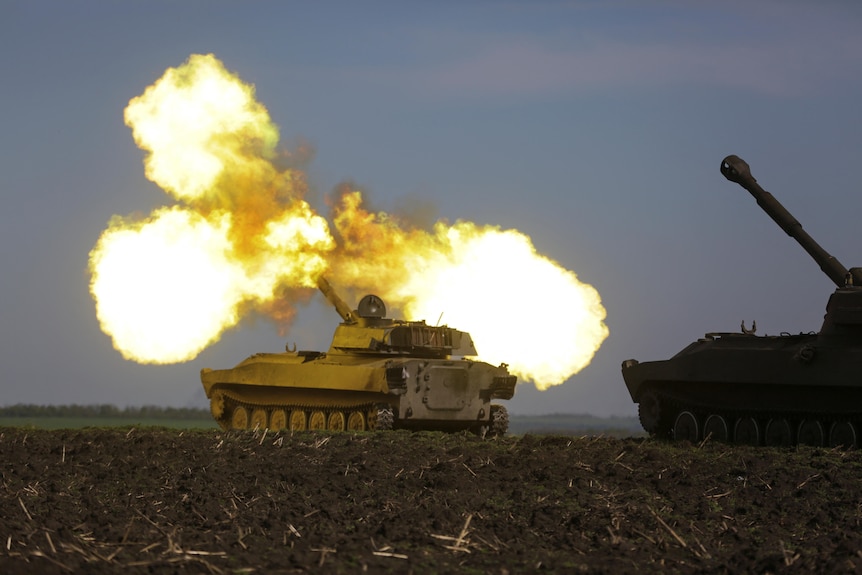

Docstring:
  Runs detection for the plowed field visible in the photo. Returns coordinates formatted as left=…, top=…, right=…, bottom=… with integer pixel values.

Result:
left=2, top=428, right=861, bottom=574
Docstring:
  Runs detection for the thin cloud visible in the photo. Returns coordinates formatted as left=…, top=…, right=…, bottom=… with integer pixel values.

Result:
left=408, top=33, right=862, bottom=100
left=332, top=2, right=862, bottom=102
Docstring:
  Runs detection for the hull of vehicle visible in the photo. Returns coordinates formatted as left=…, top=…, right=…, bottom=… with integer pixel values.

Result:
left=622, top=332, right=862, bottom=446
left=202, top=350, right=516, bottom=434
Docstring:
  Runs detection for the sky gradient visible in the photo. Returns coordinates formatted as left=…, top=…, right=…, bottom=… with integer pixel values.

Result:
left=3, top=1, right=862, bottom=416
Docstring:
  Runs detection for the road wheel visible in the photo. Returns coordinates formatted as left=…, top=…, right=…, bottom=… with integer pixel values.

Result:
left=703, top=414, right=729, bottom=442
left=734, top=417, right=760, bottom=446
left=309, top=411, right=326, bottom=430
left=347, top=411, right=366, bottom=431
left=270, top=409, right=287, bottom=430
left=829, top=421, right=857, bottom=448
left=797, top=419, right=824, bottom=447
left=673, top=411, right=699, bottom=443
left=289, top=410, right=307, bottom=431
left=328, top=411, right=346, bottom=431
left=231, top=406, right=249, bottom=430
left=764, top=418, right=793, bottom=447
left=250, top=409, right=268, bottom=431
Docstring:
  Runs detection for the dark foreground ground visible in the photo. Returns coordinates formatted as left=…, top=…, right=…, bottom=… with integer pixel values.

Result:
left=2, top=428, right=862, bottom=574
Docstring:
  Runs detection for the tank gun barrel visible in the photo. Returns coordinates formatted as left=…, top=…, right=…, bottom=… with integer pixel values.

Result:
left=720, top=154, right=857, bottom=288
left=317, top=276, right=356, bottom=324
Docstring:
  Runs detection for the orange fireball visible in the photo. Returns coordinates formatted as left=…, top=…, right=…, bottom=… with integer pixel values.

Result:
left=89, top=53, right=609, bottom=389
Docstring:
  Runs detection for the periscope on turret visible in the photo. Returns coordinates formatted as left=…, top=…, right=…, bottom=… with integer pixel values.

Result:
left=621, top=155, right=862, bottom=448
left=200, top=278, right=516, bottom=435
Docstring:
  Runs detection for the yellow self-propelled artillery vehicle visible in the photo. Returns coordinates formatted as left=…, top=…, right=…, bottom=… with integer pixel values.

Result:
left=201, top=278, right=516, bottom=434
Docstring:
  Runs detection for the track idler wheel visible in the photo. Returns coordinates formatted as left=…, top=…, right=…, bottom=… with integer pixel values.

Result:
left=210, top=393, right=226, bottom=420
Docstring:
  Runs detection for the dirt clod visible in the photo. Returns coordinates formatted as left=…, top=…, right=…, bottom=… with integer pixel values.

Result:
left=1, top=428, right=861, bottom=574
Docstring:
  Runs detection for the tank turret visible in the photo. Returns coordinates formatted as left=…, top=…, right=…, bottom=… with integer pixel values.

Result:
left=621, top=155, right=862, bottom=448
left=201, top=277, right=516, bottom=435
left=317, top=276, right=478, bottom=358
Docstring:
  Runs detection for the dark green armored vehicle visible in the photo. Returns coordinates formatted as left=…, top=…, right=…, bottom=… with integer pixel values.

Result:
left=622, top=155, right=862, bottom=447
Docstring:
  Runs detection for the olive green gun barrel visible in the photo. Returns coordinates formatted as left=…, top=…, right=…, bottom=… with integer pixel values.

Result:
left=317, top=276, right=356, bottom=324
left=720, top=154, right=858, bottom=288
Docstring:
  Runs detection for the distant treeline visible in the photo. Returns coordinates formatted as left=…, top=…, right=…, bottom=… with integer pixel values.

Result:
left=0, top=404, right=212, bottom=420
left=0, top=405, right=642, bottom=435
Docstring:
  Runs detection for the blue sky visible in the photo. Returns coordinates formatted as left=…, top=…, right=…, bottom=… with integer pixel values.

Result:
left=3, top=1, right=862, bottom=416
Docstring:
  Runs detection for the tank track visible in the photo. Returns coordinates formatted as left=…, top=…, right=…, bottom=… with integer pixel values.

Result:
left=487, top=404, right=509, bottom=437
left=211, top=389, right=395, bottom=432
left=641, top=387, right=861, bottom=448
